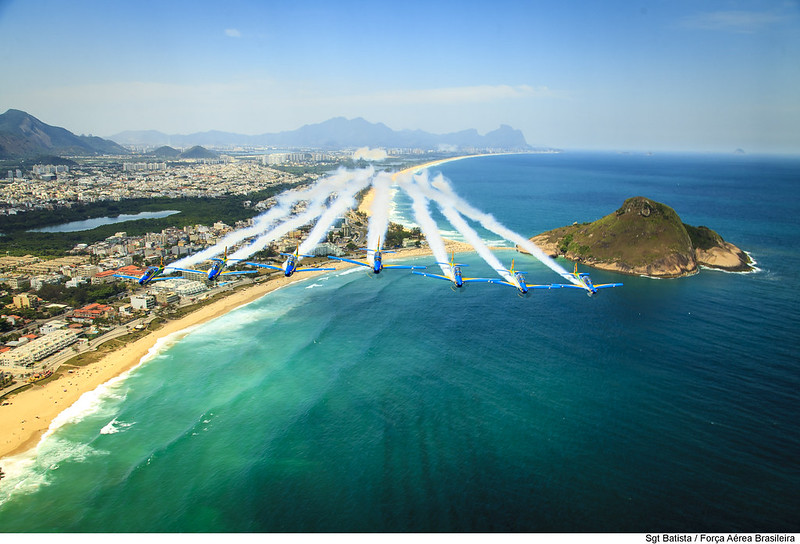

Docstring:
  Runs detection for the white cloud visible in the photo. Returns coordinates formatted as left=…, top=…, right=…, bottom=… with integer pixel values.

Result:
left=224, top=28, right=242, bottom=38
left=681, top=10, right=787, bottom=33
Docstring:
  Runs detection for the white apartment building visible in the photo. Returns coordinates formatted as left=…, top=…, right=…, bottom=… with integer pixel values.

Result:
left=149, top=278, right=207, bottom=297
left=131, top=294, right=156, bottom=310
left=309, top=242, right=344, bottom=257
left=40, top=320, right=68, bottom=335
left=0, top=329, right=80, bottom=368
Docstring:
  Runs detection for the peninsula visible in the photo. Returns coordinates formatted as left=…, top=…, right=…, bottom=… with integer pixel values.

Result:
left=528, top=196, right=754, bottom=278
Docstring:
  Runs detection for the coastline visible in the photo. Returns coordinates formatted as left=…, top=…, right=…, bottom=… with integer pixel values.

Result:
left=0, top=152, right=498, bottom=463
left=0, top=239, right=472, bottom=462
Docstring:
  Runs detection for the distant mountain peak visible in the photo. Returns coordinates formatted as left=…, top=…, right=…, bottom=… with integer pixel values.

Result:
left=0, top=109, right=128, bottom=159
left=109, top=117, right=533, bottom=150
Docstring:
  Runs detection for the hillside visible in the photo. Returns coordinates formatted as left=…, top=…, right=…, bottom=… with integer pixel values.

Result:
left=528, top=196, right=753, bottom=277
left=0, top=109, right=128, bottom=159
left=149, top=145, right=181, bottom=158
left=178, top=145, right=219, bottom=159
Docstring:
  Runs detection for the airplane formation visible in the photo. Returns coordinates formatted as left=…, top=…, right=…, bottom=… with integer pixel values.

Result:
left=115, top=164, right=623, bottom=298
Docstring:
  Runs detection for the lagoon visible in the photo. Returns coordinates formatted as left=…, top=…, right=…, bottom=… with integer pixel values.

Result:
left=27, top=210, right=180, bottom=233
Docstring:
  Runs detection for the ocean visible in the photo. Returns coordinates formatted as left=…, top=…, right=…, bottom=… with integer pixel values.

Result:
left=1, top=152, right=798, bottom=532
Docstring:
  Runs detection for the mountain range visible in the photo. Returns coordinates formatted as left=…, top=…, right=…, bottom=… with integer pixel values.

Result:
left=0, top=109, right=534, bottom=160
left=110, top=117, right=532, bottom=150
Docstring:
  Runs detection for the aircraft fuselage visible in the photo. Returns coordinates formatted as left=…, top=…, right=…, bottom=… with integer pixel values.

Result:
left=578, top=273, right=597, bottom=295
left=283, top=255, right=298, bottom=277
left=453, top=266, right=464, bottom=287
left=510, top=272, right=528, bottom=295
left=372, top=253, right=383, bottom=274
left=208, top=261, right=224, bottom=281
left=139, top=265, right=165, bottom=285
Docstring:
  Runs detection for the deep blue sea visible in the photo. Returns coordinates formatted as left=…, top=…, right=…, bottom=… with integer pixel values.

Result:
left=1, top=152, right=798, bottom=532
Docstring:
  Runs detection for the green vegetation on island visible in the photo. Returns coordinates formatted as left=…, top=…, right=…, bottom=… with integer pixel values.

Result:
left=528, top=196, right=754, bottom=277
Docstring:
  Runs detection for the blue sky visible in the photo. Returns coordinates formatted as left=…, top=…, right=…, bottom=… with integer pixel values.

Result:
left=0, top=0, right=798, bottom=153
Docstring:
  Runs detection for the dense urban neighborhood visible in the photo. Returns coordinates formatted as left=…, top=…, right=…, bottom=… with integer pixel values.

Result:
left=0, top=150, right=431, bottom=393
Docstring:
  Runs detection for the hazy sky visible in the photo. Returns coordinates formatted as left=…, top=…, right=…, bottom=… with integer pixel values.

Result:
left=1, top=0, right=798, bottom=153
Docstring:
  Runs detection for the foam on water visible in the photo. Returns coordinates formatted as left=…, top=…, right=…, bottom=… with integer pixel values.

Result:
left=0, top=325, right=203, bottom=504
left=99, top=418, right=135, bottom=435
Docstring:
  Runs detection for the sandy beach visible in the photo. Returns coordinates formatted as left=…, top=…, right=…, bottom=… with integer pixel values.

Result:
left=0, top=154, right=492, bottom=462
left=0, top=238, right=472, bottom=462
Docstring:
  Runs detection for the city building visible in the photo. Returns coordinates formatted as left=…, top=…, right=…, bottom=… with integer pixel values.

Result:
left=0, top=329, right=80, bottom=368
left=12, top=293, right=39, bottom=309
left=40, top=320, right=68, bottom=335
left=309, top=242, right=344, bottom=257
left=5, top=276, right=30, bottom=290
left=149, top=278, right=207, bottom=297
left=130, top=294, right=156, bottom=311
left=122, top=162, right=167, bottom=172
left=72, top=303, right=116, bottom=321
left=155, top=292, right=179, bottom=306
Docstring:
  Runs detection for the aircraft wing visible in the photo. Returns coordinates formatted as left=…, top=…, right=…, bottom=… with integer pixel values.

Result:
left=412, top=271, right=452, bottom=281
left=112, top=274, right=142, bottom=281
left=294, top=267, right=336, bottom=272
left=149, top=276, right=177, bottom=282
left=243, top=262, right=283, bottom=271
left=382, top=265, right=426, bottom=270
left=328, top=256, right=369, bottom=267
left=462, top=278, right=496, bottom=284
left=595, top=283, right=624, bottom=289
left=555, top=284, right=588, bottom=290
left=487, top=279, right=518, bottom=289
left=526, top=283, right=562, bottom=289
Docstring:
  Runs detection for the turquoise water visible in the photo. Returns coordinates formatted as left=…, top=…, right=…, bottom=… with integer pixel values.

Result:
left=28, top=210, right=180, bottom=233
left=1, top=153, right=798, bottom=532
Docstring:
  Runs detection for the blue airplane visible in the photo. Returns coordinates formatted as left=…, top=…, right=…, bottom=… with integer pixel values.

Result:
left=113, top=257, right=176, bottom=286
left=412, top=252, right=493, bottom=290
left=244, top=245, right=335, bottom=277
left=171, top=247, right=258, bottom=282
left=327, top=238, right=425, bottom=274
left=552, top=262, right=624, bottom=296
left=487, top=259, right=563, bottom=296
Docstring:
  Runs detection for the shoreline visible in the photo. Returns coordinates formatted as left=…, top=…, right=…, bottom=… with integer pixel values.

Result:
left=0, top=240, right=473, bottom=462
left=0, top=152, right=502, bottom=463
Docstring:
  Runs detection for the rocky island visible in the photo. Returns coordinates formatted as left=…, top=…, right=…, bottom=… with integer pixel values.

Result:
left=527, top=196, right=754, bottom=278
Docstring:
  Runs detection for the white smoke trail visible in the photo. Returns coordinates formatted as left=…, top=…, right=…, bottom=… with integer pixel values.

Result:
left=364, top=172, right=394, bottom=264
left=406, top=170, right=513, bottom=283
left=437, top=203, right=515, bottom=284
left=168, top=173, right=345, bottom=269
left=353, top=147, right=387, bottom=161
left=169, top=202, right=291, bottom=269
left=428, top=172, right=580, bottom=285
left=395, top=173, right=451, bottom=277
left=230, top=167, right=375, bottom=261
left=298, top=168, right=375, bottom=256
